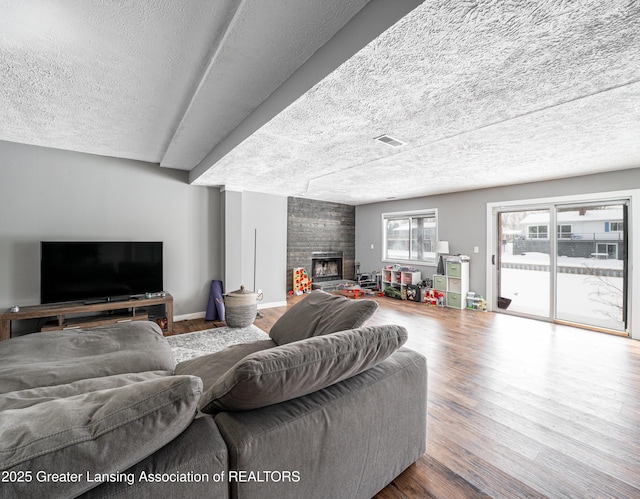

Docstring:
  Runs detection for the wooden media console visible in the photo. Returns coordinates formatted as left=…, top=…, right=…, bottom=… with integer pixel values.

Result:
left=0, top=293, right=173, bottom=341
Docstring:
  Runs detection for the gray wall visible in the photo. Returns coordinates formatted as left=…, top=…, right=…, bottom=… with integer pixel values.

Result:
left=222, top=189, right=287, bottom=306
left=356, top=167, right=640, bottom=296
left=0, top=141, right=221, bottom=318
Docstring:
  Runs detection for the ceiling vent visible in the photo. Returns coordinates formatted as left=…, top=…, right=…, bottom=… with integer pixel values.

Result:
left=374, top=134, right=405, bottom=148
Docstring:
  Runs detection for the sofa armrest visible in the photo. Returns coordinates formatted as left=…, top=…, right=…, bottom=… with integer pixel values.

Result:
left=79, top=416, right=229, bottom=499
left=215, top=348, right=427, bottom=499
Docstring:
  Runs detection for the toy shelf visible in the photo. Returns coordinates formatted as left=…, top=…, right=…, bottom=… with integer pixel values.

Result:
left=382, top=269, right=421, bottom=297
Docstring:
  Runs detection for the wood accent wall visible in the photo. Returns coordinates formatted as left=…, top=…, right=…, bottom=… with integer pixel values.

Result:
left=287, top=197, right=355, bottom=291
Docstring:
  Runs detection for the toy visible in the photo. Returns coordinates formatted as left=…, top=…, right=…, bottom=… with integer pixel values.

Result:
left=406, top=285, right=419, bottom=302
left=424, top=289, right=444, bottom=306
left=466, top=291, right=488, bottom=311
left=466, top=291, right=476, bottom=309
left=477, top=296, right=487, bottom=311
left=383, top=286, right=403, bottom=300
left=339, top=283, right=362, bottom=299
left=293, top=267, right=312, bottom=294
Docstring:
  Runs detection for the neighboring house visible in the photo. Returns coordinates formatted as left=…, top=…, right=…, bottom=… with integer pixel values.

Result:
left=516, top=208, right=624, bottom=259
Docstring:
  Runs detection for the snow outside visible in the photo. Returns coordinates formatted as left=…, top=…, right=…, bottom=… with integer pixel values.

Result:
left=500, top=248, right=624, bottom=331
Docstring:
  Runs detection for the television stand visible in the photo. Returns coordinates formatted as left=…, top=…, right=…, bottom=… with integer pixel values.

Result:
left=0, top=293, right=173, bottom=341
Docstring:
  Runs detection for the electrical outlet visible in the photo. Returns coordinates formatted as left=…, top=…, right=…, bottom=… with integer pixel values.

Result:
left=257, top=289, right=263, bottom=296
left=474, top=246, right=479, bottom=253
left=370, top=244, right=374, bottom=250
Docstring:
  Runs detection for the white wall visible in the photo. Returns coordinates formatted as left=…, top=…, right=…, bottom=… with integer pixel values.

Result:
left=222, top=189, right=287, bottom=307
left=222, top=189, right=243, bottom=294
left=0, top=141, right=222, bottom=319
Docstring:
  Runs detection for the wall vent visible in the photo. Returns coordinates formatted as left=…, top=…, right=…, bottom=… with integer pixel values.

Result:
left=374, top=134, right=405, bottom=147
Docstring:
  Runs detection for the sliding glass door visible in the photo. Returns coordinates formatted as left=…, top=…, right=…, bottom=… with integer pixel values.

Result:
left=555, top=203, right=627, bottom=331
left=495, top=200, right=628, bottom=333
left=498, top=209, right=551, bottom=319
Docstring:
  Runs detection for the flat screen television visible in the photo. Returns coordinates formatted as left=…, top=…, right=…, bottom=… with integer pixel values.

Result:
left=41, top=241, right=163, bottom=304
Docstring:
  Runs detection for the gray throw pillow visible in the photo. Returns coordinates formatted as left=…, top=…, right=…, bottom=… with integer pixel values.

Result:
left=269, top=290, right=378, bottom=345
left=175, top=339, right=277, bottom=389
left=0, top=375, right=202, bottom=498
left=199, top=324, right=407, bottom=414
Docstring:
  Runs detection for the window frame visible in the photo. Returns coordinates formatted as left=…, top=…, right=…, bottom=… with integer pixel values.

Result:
left=381, top=209, right=438, bottom=265
left=596, top=242, right=618, bottom=259
left=528, top=225, right=549, bottom=239
left=610, top=221, right=623, bottom=232
left=557, top=224, right=572, bottom=239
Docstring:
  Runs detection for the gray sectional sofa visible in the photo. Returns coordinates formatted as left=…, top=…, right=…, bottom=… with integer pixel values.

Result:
left=0, top=291, right=427, bottom=498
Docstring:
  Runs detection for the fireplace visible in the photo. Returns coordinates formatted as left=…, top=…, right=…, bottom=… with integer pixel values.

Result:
left=311, top=252, right=343, bottom=283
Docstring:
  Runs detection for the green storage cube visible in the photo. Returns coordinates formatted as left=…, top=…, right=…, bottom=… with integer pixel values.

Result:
left=447, top=262, right=462, bottom=278
left=447, top=292, right=462, bottom=308
left=433, top=275, right=447, bottom=291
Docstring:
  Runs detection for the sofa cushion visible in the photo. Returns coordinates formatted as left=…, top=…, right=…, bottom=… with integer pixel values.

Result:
left=0, top=371, right=171, bottom=411
left=0, top=374, right=202, bottom=498
left=199, top=324, right=408, bottom=414
left=0, top=321, right=175, bottom=394
left=269, top=290, right=378, bottom=345
left=175, top=339, right=277, bottom=389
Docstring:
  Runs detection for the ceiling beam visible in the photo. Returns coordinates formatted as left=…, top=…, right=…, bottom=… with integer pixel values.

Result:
left=188, top=0, right=425, bottom=184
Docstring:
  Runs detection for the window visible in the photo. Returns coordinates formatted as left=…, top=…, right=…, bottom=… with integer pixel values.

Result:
left=609, top=221, right=623, bottom=232
left=557, top=224, right=572, bottom=239
left=596, top=243, right=617, bottom=259
left=528, top=225, right=548, bottom=239
left=383, top=210, right=437, bottom=264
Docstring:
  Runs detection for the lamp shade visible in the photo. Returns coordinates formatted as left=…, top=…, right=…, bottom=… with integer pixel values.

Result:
left=436, top=241, right=449, bottom=254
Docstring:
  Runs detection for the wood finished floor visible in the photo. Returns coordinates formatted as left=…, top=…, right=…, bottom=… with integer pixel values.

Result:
left=173, top=295, right=640, bottom=498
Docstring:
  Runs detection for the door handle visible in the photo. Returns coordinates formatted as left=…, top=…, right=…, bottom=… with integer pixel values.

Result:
left=492, top=255, right=496, bottom=265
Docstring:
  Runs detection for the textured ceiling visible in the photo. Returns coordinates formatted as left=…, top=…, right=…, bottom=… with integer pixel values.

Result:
left=0, top=0, right=237, bottom=162
left=192, top=0, right=640, bottom=204
left=2, top=1, right=640, bottom=205
left=0, top=0, right=375, bottom=165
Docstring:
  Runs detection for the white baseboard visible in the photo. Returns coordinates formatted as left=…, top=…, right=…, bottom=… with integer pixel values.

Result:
left=258, top=300, right=287, bottom=309
left=174, top=301, right=286, bottom=322
left=174, top=311, right=206, bottom=322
